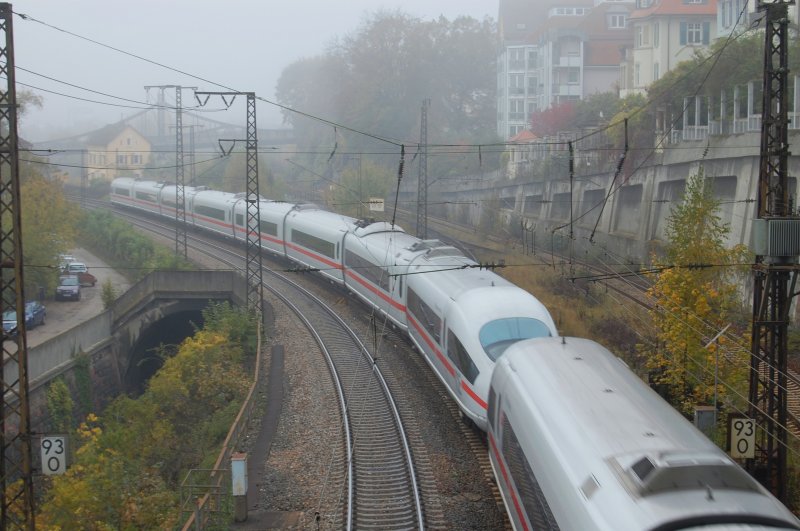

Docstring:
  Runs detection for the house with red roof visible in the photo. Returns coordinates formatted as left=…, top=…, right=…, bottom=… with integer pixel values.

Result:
left=620, top=0, right=718, bottom=97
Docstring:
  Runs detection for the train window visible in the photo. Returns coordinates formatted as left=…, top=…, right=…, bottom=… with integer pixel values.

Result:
left=292, top=230, right=335, bottom=259
left=502, top=416, right=561, bottom=530
left=344, top=251, right=389, bottom=291
left=236, top=214, right=244, bottom=226
left=259, top=220, right=278, bottom=236
left=479, top=318, right=552, bottom=362
left=447, top=331, right=479, bottom=384
left=195, top=204, right=227, bottom=221
left=398, top=276, right=403, bottom=298
left=114, top=188, right=130, bottom=197
left=407, top=288, right=441, bottom=343
left=135, top=191, right=158, bottom=203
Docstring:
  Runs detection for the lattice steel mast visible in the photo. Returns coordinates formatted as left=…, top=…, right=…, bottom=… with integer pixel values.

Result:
left=748, top=0, right=796, bottom=503
left=144, top=85, right=195, bottom=258
left=195, top=91, right=263, bottom=316
left=0, top=3, right=35, bottom=528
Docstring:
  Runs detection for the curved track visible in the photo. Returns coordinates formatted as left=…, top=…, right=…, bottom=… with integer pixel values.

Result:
left=102, top=203, right=426, bottom=529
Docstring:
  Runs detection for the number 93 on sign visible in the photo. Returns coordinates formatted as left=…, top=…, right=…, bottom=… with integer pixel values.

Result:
left=40, top=436, right=67, bottom=475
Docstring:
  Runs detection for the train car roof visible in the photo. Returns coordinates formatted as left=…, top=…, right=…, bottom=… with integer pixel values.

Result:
left=499, top=337, right=720, bottom=468
left=405, top=252, right=512, bottom=299
left=286, top=207, right=358, bottom=233
left=191, top=189, right=242, bottom=205
left=495, top=338, right=800, bottom=530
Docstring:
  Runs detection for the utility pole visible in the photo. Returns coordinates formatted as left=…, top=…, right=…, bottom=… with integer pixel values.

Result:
left=748, top=0, right=798, bottom=503
left=416, top=99, right=429, bottom=239
left=186, top=124, right=204, bottom=186
left=0, top=3, right=35, bottom=528
left=144, top=85, right=196, bottom=259
left=195, top=91, right=263, bottom=317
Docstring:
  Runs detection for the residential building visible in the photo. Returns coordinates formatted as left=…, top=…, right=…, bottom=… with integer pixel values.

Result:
left=497, top=0, right=634, bottom=139
left=717, top=0, right=798, bottom=38
left=620, top=0, right=718, bottom=98
left=85, top=123, right=151, bottom=183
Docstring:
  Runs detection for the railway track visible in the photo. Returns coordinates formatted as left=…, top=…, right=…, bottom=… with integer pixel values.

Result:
left=102, top=203, right=426, bottom=529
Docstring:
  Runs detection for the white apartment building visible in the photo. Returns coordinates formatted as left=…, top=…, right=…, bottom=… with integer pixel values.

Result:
left=497, top=0, right=634, bottom=139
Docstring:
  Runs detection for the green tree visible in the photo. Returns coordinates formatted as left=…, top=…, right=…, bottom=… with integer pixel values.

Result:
left=327, top=159, right=392, bottom=217
left=643, top=168, right=750, bottom=415
left=275, top=10, right=500, bottom=182
left=574, top=91, right=621, bottom=129
left=19, top=172, right=81, bottom=296
left=46, top=378, right=74, bottom=434
left=100, top=279, right=118, bottom=309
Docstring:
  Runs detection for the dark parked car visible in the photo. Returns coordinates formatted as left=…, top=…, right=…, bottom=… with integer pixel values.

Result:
left=3, top=301, right=46, bottom=338
left=55, top=275, right=81, bottom=301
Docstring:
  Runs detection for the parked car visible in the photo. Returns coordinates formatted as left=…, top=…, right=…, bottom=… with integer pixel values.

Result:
left=66, top=262, right=96, bottom=287
left=2, top=310, right=16, bottom=339
left=55, top=275, right=81, bottom=301
left=2, top=301, right=46, bottom=338
left=57, top=254, right=75, bottom=271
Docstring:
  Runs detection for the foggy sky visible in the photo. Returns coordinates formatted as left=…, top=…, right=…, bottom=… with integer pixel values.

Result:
left=11, top=0, right=497, bottom=142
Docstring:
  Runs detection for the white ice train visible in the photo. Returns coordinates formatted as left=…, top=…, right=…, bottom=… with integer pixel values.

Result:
left=109, top=177, right=558, bottom=430
left=488, top=337, right=800, bottom=531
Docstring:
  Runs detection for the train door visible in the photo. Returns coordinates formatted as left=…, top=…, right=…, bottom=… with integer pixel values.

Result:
left=444, top=322, right=480, bottom=410
left=441, top=320, right=461, bottom=400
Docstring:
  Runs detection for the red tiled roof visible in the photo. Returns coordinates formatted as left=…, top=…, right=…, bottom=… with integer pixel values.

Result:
left=509, top=129, right=539, bottom=142
left=630, top=0, right=718, bottom=20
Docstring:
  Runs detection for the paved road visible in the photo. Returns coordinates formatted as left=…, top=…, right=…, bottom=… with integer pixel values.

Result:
left=26, top=248, right=130, bottom=348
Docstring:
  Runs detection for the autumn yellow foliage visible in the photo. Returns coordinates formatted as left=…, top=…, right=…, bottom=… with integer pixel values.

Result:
left=36, top=304, right=254, bottom=529
left=642, top=169, right=750, bottom=415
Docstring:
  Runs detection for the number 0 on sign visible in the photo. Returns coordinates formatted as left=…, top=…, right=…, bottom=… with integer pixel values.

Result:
left=730, top=418, right=756, bottom=459
left=41, top=436, right=67, bottom=475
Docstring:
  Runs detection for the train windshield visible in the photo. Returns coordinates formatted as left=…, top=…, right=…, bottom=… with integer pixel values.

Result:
left=479, top=318, right=551, bottom=362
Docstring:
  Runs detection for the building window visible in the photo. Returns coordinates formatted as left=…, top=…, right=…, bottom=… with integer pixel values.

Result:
left=653, top=62, right=660, bottom=82
left=509, top=48, right=525, bottom=69
left=509, top=99, right=525, bottom=121
left=510, top=74, right=524, bottom=95
left=527, top=50, right=538, bottom=68
left=609, top=14, right=626, bottom=28
left=635, top=63, right=641, bottom=86
left=567, top=68, right=579, bottom=84
left=509, top=125, right=523, bottom=137
left=636, top=25, right=650, bottom=47
left=680, top=21, right=710, bottom=45
left=653, top=22, right=659, bottom=46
